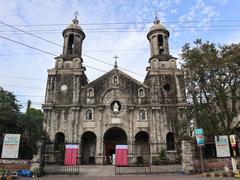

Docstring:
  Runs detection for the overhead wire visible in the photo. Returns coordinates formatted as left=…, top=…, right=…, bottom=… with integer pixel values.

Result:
left=1, top=19, right=240, bottom=27
left=0, top=21, right=145, bottom=77
left=1, top=24, right=240, bottom=33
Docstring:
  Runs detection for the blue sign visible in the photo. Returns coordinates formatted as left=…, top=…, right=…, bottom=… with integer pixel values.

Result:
left=195, top=128, right=204, bottom=146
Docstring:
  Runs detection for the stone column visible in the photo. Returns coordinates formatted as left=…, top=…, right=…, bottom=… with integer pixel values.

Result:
left=182, top=140, right=195, bottom=174
left=95, top=138, right=104, bottom=164
left=31, top=140, right=43, bottom=177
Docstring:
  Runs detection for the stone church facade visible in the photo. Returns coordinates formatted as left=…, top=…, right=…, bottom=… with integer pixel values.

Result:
left=43, top=17, right=186, bottom=165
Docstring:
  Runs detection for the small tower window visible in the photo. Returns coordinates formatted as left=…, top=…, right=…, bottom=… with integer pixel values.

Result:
left=163, top=83, right=171, bottom=91
left=159, top=49, right=164, bottom=55
left=158, top=34, right=163, bottom=46
left=86, top=110, right=93, bottom=120
left=67, top=34, right=74, bottom=54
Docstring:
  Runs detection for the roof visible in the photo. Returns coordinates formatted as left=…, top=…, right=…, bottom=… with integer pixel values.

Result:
left=149, top=19, right=167, bottom=31
left=65, top=19, right=83, bottom=31
left=85, top=67, right=148, bottom=88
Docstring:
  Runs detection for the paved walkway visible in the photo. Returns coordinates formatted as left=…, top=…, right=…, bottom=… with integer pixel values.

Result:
left=17, top=175, right=236, bottom=180
left=78, top=165, right=115, bottom=176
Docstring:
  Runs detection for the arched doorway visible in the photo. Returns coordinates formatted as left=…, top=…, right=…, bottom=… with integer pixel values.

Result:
left=103, top=127, right=127, bottom=164
left=54, top=132, right=65, bottom=164
left=81, top=131, right=96, bottom=164
left=134, top=131, right=150, bottom=164
left=54, top=132, right=65, bottom=150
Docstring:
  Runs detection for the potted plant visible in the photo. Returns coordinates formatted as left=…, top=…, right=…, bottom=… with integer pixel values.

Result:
left=32, top=168, right=40, bottom=178
left=0, top=168, right=6, bottom=180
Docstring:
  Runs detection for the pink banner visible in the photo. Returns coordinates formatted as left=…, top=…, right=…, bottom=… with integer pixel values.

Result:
left=64, top=144, right=78, bottom=165
left=115, top=145, right=128, bottom=166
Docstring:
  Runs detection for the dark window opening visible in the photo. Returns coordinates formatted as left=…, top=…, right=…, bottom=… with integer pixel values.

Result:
left=159, top=48, right=164, bottom=55
left=164, top=83, right=171, bottom=91
left=67, top=34, right=74, bottom=54
left=166, top=132, right=175, bottom=150
left=158, top=34, right=163, bottom=46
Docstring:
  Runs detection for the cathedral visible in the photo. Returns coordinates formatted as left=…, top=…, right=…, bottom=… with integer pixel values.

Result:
left=42, top=16, right=186, bottom=165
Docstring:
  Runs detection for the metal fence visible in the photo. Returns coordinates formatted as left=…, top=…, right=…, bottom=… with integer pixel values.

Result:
left=40, top=141, right=182, bottom=175
left=40, top=141, right=81, bottom=175
left=115, top=164, right=182, bottom=175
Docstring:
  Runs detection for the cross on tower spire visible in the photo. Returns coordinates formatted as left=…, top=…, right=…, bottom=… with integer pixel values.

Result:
left=153, top=11, right=160, bottom=24
left=113, top=55, right=119, bottom=68
left=74, top=11, right=79, bottom=20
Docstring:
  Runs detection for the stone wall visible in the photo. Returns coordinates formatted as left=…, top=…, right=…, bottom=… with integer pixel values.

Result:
left=194, top=158, right=240, bottom=172
left=181, top=140, right=195, bottom=174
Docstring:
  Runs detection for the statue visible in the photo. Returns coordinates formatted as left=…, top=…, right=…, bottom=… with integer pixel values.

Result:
left=113, top=102, right=119, bottom=112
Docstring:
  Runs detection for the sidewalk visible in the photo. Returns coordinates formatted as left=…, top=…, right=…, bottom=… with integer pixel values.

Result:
left=17, top=174, right=236, bottom=180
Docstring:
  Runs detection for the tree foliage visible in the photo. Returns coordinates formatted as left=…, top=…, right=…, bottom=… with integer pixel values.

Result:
left=0, top=87, right=21, bottom=135
left=17, top=100, right=44, bottom=155
left=0, top=87, right=44, bottom=156
left=181, top=39, right=240, bottom=135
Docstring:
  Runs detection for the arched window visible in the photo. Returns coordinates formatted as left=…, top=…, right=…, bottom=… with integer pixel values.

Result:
left=166, top=132, right=175, bottom=150
left=112, top=75, right=119, bottom=85
left=86, top=110, right=93, bottom=120
left=138, top=88, right=145, bottom=98
left=67, top=34, right=74, bottom=54
left=139, top=110, right=146, bottom=121
left=158, top=34, right=163, bottom=46
left=87, top=88, right=94, bottom=97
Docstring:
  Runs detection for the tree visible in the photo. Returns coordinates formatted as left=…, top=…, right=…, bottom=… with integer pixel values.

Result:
left=181, top=39, right=240, bottom=136
left=17, top=100, right=44, bottom=155
left=0, top=87, right=21, bottom=135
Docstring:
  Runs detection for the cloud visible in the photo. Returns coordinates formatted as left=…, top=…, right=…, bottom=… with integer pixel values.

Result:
left=170, top=9, right=178, bottom=15
left=0, top=0, right=238, bottom=111
left=179, top=0, right=219, bottom=31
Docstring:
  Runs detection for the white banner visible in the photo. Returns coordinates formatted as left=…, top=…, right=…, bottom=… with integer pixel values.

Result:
left=1, top=134, right=21, bottom=158
left=215, top=135, right=231, bottom=157
left=65, top=144, right=78, bottom=149
left=116, top=145, right=128, bottom=149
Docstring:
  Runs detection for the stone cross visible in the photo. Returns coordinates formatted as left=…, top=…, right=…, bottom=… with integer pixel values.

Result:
left=154, top=11, right=159, bottom=21
left=113, top=55, right=119, bottom=68
left=74, top=11, right=79, bottom=20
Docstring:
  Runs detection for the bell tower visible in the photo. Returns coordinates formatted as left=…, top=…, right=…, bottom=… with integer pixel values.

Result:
left=62, top=13, right=85, bottom=56
left=44, top=14, right=88, bottom=107
left=144, top=16, right=185, bottom=104
left=146, top=16, right=176, bottom=72
left=147, top=17, right=170, bottom=57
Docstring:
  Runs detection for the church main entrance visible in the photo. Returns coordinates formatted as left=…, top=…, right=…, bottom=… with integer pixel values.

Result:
left=103, top=127, right=127, bottom=164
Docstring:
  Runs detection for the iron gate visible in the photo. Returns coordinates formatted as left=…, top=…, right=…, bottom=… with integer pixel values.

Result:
left=40, top=141, right=81, bottom=175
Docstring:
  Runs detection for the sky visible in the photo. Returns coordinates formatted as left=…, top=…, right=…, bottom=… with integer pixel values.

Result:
left=0, top=0, right=239, bottom=111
